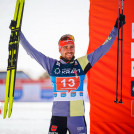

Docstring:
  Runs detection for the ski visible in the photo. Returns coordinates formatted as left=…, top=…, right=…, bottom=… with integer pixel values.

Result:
left=3, top=0, right=25, bottom=119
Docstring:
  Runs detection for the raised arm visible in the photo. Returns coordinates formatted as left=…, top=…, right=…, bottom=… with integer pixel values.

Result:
left=87, top=27, right=118, bottom=67
left=87, top=14, right=125, bottom=67
left=19, top=32, right=56, bottom=75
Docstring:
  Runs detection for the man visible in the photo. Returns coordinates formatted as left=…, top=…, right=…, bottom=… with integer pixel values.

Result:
left=20, top=14, right=125, bottom=134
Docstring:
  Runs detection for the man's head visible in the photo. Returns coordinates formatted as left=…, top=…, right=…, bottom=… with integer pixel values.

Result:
left=58, top=34, right=75, bottom=61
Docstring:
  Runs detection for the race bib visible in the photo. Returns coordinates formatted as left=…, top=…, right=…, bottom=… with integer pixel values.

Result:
left=56, top=77, right=80, bottom=92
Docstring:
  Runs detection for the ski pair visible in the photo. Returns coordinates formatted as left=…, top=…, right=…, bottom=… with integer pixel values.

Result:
left=3, top=0, right=25, bottom=119
left=114, top=0, right=124, bottom=104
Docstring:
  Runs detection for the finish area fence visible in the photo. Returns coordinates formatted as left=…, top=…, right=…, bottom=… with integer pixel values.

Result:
left=0, top=79, right=89, bottom=102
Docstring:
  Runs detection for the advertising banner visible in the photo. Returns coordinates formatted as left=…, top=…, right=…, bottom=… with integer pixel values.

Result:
left=87, top=0, right=134, bottom=133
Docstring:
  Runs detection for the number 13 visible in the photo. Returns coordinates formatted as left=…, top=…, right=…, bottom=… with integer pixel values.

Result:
left=61, top=79, right=75, bottom=87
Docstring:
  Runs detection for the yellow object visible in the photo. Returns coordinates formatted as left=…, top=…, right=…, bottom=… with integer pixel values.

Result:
left=3, top=0, right=25, bottom=119
left=70, top=100, right=85, bottom=116
left=3, top=70, right=10, bottom=119
left=77, top=55, right=89, bottom=71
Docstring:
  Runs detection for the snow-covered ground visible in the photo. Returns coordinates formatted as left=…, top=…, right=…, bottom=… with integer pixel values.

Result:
left=0, top=102, right=90, bottom=134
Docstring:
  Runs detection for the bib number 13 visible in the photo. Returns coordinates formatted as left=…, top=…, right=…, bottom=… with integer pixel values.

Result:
left=57, top=77, right=80, bottom=92
left=61, top=78, right=75, bottom=87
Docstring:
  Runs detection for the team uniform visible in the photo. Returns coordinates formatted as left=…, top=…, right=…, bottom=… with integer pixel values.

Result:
left=20, top=27, right=118, bottom=134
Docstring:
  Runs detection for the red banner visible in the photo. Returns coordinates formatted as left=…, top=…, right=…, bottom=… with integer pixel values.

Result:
left=87, top=0, right=134, bottom=133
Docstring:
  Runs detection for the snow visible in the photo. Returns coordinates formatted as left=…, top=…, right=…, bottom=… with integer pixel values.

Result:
left=0, top=102, right=90, bottom=134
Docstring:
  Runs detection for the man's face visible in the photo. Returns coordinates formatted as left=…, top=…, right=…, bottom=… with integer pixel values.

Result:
left=60, top=43, right=75, bottom=61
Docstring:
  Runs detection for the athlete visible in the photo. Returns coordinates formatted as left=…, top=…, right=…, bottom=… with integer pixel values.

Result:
left=19, top=14, right=125, bottom=134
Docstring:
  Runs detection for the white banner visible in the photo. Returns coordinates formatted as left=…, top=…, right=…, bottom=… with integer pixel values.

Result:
left=132, top=23, right=134, bottom=39
left=132, top=61, right=134, bottom=77
left=131, top=42, right=134, bottom=58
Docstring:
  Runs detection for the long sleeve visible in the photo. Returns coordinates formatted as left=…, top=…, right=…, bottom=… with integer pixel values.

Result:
left=87, top=27, right=118, bottom=67
left=19, top=32, right=56, bottom=75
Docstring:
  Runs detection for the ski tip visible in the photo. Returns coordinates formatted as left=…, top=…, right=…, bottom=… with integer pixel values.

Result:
left=8, top=107, right=12, bottom=118
left=8, top=113, right=11, bottom=118
left=3, top=106, right=8, bottom=119
left=8, top=98, right=14, bottom=118
left=3, top=113, right=7, bottom=119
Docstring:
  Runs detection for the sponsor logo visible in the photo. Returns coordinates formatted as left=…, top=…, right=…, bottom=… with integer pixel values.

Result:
left=62, top=68, right=80, bottom=74
left=131, top=81, right=134, bottom=97
left=132, top=23, right=134, bottom=39
left=71, top=92, right=76, bottom=97
left=77, top=127, right=84, bottom=132
left=41, top=90, right=53, bottom=99
left=75, top=61, right=78, bottom=65
left=131, top=43, right=134, bottom=58
left=54, top=68, right=61, bottom=74
left=48, top=132, right=58, bottom=134
left=79, top=91, right=83, bottom=96
left=14, top=89, right=23, bottom=100
left=132, top=61, right=134, bottom=77
left=56, top=62, right=60, bottom=67
left=53, top=93, right=57, bottom=97
left=51, top=125, right=57, bottom=132
left=54, top=68, right=81, bottom=75
left=61, top=92, right=66, bottom=97
left=132, top=87, right=134, bottom=92
left=103, top=36, right=112, bottom=45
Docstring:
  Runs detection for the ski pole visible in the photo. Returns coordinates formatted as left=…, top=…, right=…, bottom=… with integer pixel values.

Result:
left=119, top=0, right=124, bottom=104
left=114, top=0, right=120, bottom=103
